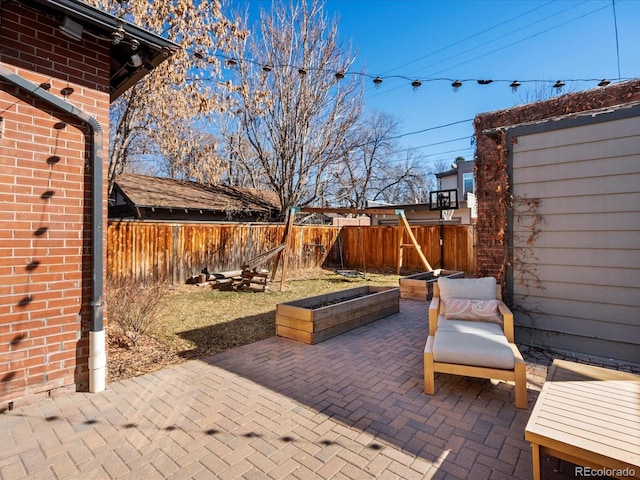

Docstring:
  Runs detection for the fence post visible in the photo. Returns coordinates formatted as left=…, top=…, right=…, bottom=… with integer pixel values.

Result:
left=172, top=224, right=179, bottom=285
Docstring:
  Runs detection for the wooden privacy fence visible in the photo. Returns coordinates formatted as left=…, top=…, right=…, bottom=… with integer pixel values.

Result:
left=107, top=221, right=475, bottom=283
left=336, top=224, right=475, bottom=274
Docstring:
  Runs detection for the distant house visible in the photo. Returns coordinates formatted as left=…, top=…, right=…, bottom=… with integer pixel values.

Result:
left=109, top=174, right=282, bottom=222
left=1, top=0, right=176, bottom=407
left=369, top=160, right=476, bottom=225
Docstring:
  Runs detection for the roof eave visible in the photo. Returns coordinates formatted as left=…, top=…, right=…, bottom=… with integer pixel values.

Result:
left=28, top=0, right=179, bottom=101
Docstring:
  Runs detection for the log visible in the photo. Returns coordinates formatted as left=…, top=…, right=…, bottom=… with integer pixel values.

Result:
left=210, top=270, right=243, bottom=279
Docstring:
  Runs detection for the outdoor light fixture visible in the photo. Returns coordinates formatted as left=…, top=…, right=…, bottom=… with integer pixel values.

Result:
left=112, top=26, right=125, bottom=45
left=451, top=80, right=462, bottom=91
left=510, top=80, right=521, bottom=93
left=335, top=71, right=345, bottom=81
left=61, top=86, right=74, bottom=98
left=553, top=80, right=565, bottom=91
left=130, top=39, right=140, bottom=51
left=262, top=65, right=272, bottom=73
left=130, top=53, right=143, bottom=67
left=411, top=79, right=422, bottom=91
left=598, top=79, right=611, bottom=87
left=60, top=17, right=83, bottom=41
left=373, top=76, right=383, bottom=88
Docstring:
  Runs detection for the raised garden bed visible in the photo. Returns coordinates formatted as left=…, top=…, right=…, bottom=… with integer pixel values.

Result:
left=276, top=286, right=399, bottom=344
left=399, top=269, right=464, bottom=301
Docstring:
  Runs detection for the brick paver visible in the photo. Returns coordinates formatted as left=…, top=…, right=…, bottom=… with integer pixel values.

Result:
left=0, top=298, right=596, bottom=479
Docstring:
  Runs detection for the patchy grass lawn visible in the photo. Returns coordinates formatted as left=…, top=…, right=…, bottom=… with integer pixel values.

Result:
left=107, top=269, right=403, bottom=382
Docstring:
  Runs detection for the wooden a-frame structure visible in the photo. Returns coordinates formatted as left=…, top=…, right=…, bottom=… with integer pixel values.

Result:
left=271, top=207, right=433, bottom=290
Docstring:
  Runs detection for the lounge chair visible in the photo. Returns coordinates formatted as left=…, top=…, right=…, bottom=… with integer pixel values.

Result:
left=423, top=276, right=527, bottom=409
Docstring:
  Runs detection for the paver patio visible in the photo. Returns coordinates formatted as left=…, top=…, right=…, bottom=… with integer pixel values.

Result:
left=0, top=298, right=620, bottom=479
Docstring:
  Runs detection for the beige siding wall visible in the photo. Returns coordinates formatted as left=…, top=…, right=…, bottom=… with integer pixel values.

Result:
left=511, top=114, right=640, bottom=362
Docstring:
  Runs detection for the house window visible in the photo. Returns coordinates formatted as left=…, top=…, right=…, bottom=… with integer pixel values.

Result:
left=462, top=173, right=474, bottom=198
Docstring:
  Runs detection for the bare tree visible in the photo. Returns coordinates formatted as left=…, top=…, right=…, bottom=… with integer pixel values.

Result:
left=516, top=81, right=576, bottom=105
left=329, top=111, right=398, bottom=208
left=370, top=150, right=432, bottom=205
left=85, top=0, right=248, bottom=192
left=220, top=0, right=364, bottom=213
left=328, top=111, right=435, bottom=207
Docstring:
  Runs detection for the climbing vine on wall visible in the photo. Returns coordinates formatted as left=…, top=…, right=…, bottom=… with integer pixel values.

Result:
left=511, top=195, right=544, bottom=291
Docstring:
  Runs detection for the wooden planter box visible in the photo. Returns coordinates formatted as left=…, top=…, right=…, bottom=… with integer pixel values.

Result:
left=399, top=269, right=464, bottom=301
left=276, top=286, right=399, bottom=344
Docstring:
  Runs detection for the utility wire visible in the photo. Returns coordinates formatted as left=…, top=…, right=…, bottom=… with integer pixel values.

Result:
left=428, top=2, right=613, bottom=79
left=612, top=0, right=622, bottom=79
left=408, top=1, right=589, bottom=78
left=382, top=119, right=473, bottom=142
left=381, top=0, right=557, bottom=75
left=367, top=0, right=599, bottom=98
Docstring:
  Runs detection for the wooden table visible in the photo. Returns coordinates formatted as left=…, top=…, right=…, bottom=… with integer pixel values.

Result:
left=525, top=359, right=640, bottom=479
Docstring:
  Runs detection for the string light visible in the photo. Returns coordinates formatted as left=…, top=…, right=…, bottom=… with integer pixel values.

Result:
left=207, top=54, right=632, bottom=93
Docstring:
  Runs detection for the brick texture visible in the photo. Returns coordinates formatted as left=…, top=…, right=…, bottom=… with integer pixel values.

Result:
left=0, top=1, right=110, bottom=408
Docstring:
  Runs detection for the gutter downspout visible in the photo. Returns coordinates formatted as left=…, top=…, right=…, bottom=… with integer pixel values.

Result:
left=0, top=65, right=106, bottom=393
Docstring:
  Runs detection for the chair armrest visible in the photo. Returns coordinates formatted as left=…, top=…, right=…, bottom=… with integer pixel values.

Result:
left=428, top=296, right=440, bottom=336
left=498, top=301, right=515, bottom=342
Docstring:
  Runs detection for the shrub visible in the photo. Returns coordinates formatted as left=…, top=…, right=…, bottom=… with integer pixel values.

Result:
left=106, top=278, right=169, bottom=346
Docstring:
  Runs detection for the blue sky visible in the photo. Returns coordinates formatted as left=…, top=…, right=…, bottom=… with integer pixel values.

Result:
left=229, top=0, right=640, bottom=170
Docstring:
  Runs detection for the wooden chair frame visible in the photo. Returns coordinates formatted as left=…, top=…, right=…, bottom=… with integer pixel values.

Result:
left=424, top=282, right=528, bottom=409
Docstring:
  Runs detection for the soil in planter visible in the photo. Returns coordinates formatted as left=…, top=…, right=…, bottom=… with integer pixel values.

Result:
left=309, top=293, right=368, bottom=309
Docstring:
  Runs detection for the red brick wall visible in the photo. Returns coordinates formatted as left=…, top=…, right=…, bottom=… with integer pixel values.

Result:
left=1, top=2, right=110, bottom=408
left=473, top=80, right=640, bottom=284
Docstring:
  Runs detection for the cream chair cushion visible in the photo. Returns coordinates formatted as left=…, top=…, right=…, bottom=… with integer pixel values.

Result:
left=437, top=277, right=497, bottom=315
left=433, top=328, right=516, bottom=369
